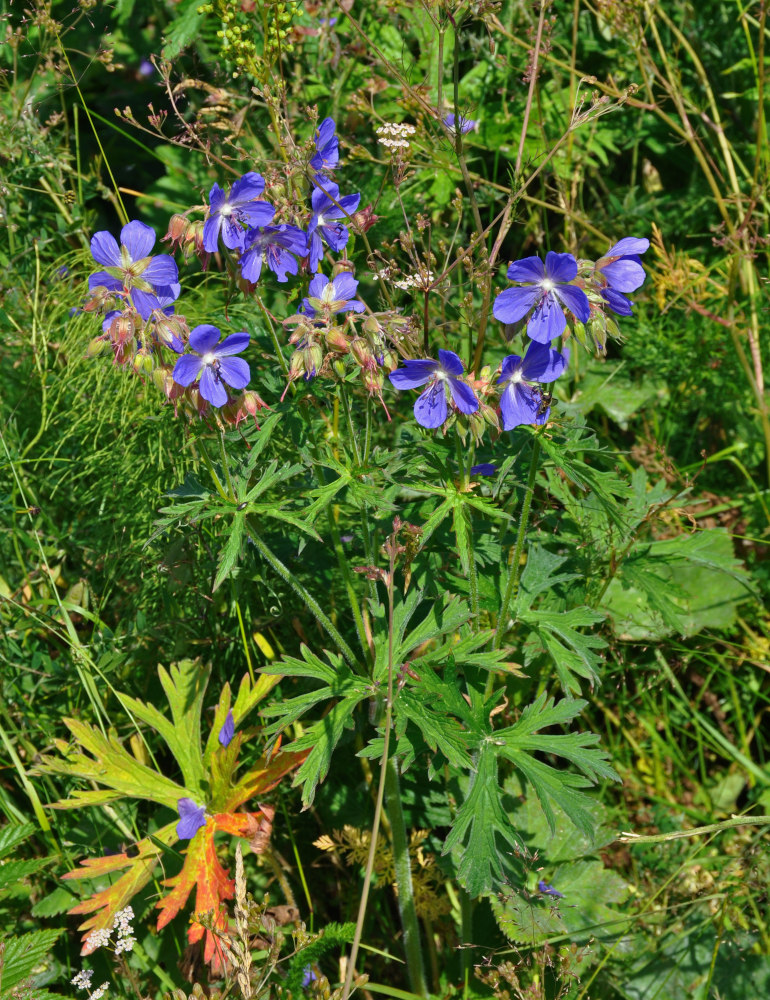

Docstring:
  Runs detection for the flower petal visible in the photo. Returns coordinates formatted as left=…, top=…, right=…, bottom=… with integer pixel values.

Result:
left=493, top=285, right=539, bottom=324
left=202, top=214, right=223, bottom=253
left=414, top=383, right=448, bottom=428
left=606, top=237, right=649, bottom=257
left=543, top=251, right=578, bottom=283
left=498, top=354, right=523, bottom=382
left=176, top=798, right=206, bottom=840
left=437, top=349, right=464, bottom=376
left=208, top=182, right=226, bottom=212
left=519, top=342, right=569, bottom=383
left=88, top=271, right=122, bottom=293
left=221, top=217, right=247, bottom=252
left=229, top=172, right=266, bottom=205
left=142, top=255, right=179, bottom=288
left=215, top=331, right=249, bottom=357
left=130, top=288, right=160, bottom=321
left=218, top=355, right=251, bottom=389
left=601, top=257, right=646, bottom=293
left=506, top=256, right=545, bottom=283
left=90, top=231, right=121, bottom=267
left=526, top=294, right=567, bottom=343
left=389, top=360, right=438, bottom=389
left=200, top=367, right=228, bottom=407
left=448, top=376, right=479, bottom=414
left=308, top=273, right=330, bottom=298
left=173, top=354, right=204, bottom=386
left=120, top=221, right=156, bottom=261
left=500, top=383, right=539, bottom=431
left=554, top=283, right=590, bottom=323
left=332, top=272, right=358, bottom=301
left=189, top=324, right=222, bottom=353
left=601, top=288, right=633, bottom=316
left=218, top=710, right=235, bottom=748
left=240, top=201, right=276, bottom=228
left=471, top=463, right=496, bottom=476
left=240, top=247, right=264, bottom=283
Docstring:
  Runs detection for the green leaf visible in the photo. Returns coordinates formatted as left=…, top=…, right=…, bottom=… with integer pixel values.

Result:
left=0, top=929, right=63, bottom=995
left=116, top=660, right=209, bottom=795
left=443, top=742, right=522, bottom=896
left=163, top=0, right=207, bottom=59
left=0, top=822, right=35, bottom=860
left=213, top=511, right=245, bottom=590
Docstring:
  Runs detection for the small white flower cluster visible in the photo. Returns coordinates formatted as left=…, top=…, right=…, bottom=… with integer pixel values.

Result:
left=394, top=270, right=436, bottom=291
left=84, top=928, right=111, bottom=950
left=71, top=969, right=109, bottom=999
left=82, top=906, right=136, bottom=960
left=112, top=906, right=136, bottom=955
left=376, top=122, right=415, bottom=149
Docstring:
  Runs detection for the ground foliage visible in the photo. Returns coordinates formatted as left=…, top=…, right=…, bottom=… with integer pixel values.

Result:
left=1, top=2, right=769, bottom=1000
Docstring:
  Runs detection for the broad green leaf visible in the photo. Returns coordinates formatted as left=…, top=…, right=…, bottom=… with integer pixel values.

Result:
left=0, top=929, right=63, bottom=994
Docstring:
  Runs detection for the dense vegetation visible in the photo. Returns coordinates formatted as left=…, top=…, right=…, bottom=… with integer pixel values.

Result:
left=1, top=2, right=769, bottom=1000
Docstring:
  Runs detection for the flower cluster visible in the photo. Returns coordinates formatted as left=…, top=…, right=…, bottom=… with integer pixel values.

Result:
left=83, top=113, right=647, bottom=440
left=390, top=238, right=648, bottom=430
left=84, top=117, right=372, bottom=420
left=376, top=122, right=416, bottom=149
left=71, top=970, right=109, bottom=1000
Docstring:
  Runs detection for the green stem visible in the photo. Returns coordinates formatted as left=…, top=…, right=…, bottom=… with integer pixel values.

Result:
left=454, top=433, right=479, bottom=618
left=342, top=532, right=424, bottom=999
left=246, top=528, right=360, bottom=671
left=618, top=814, right=770, bottom=844
left=197, top=440, right=232, bottom=503
left=384, top=758, right=428, bottom=997
left=492, top=435, right=541, bottom=651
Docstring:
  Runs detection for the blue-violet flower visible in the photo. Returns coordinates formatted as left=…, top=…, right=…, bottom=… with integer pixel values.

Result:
left=389, top=349, right=479, bottom=429
left=218, top=710, right=235, bottom=748
left=240, top=224, right=308, bottom=284
left=176, top=798, right=206, bottom=840
left=538, top=880, right=565, bottom=899
left=594, top=237, right=649, bottom=316
left=493, top=251, right=590, bottom=343
left=173, top=325, right=250, bottom=407
left=89, top=221, right=179, bottom=321
left=203, top=173, right=275, bottom=253
left=310, top=117, right=339, bottom=172
left=301, top=272, right=365, bottom=317
left=443, top=112, right=478, bottom=134
left=497, top=341, right=568, bottom=430
left=307, top=178, right=360, bottom=272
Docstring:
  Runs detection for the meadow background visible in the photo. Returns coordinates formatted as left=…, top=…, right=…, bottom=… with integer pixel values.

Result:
left=1, top=1, right=769, bottom=999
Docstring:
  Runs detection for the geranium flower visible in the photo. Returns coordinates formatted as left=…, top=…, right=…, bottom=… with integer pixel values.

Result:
left=172, top=325, right=250, bottom=407
left=203, top=172, right=275, bottom=253
left=310, top=117, right=339, bottom=172
left=176, top=798, right=206, bottom=840
left=493, top=251, right=590, bottom=344
left=389, top=349, right=479, bottom=429
left=594, top=236, right=649, bottom=316
left=497, top=341, right=568, bottom=430
left=218, top=710, right=235, bottom=748
left=301, top=272, right=365, bottom=317
left=240, top=224, right=308, bottom=283
left=307, top=178, right=360, bottom=271
left=443, top=112, right=478, bottom=134
left=89, top=221, right=179, bottom=321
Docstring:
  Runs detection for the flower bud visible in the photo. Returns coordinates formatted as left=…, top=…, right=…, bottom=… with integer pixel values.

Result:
left=350, top=337, right=374, bottom=367
left=325, top=327, right=350, bottom=353
left=332, top=259, right=355, bottom=278
left=132, top=347, right=154, bottom=376
left=163, top=213, right=189, bottom=249
left=304, top=343, right=324, bottom=378
left=362, top=367, right=384, bottom=394
left=352, top=205, right=379, bottom=233
left=362, top=314, right=381, bottom=337
left=332, top=358, right=347, bottom=379
left=86, top=336, right=110, bottom=358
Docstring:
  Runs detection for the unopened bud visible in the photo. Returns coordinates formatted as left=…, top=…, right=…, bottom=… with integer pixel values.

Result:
left=332, top=259, right=355, bottom=278
left=132, top=348, right=154, bottom=376
left=362, top=314, right=381, bottom=337
left=352, top=205, right=379, bottom=233
left=350, top=337, right=374, bottom=367
left=163, top=213, right=189, bottom=248
left=362, top=367, right=384, bottom=394
left=325, top=327, right=350, bottom=353
left=332, top=358, right=347, bottom=378
left=304, top=343, right=323, bottom=377
left=86, top=336, right=109, bottom=358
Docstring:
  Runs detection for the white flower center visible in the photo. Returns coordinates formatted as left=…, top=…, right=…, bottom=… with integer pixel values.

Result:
left=322, top=283, right=336, bottom=303
left=508, top=369, right=523, bottom=385
left=541, top=278, right=555, bottom=292
left=316, top=213, right=326, bottom=227
left=221, top=205, right=233, bottom=217
left=202, top=352, right=217, bottom=366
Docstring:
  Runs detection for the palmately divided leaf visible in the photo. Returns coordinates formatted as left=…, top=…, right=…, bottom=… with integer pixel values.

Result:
left=443, top=742, right=523, bottom=896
